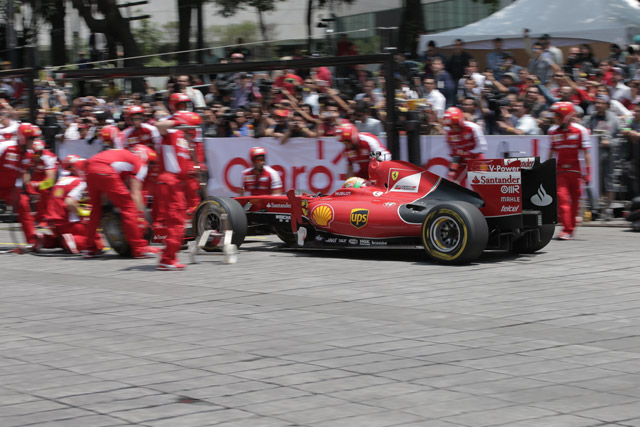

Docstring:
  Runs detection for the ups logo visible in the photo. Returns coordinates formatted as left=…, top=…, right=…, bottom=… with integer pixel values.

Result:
left=350, top=209, right=369, bottom=228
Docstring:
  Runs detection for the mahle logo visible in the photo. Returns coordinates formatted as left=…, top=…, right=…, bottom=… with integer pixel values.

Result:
left=350, top=209, right=369, bottom=228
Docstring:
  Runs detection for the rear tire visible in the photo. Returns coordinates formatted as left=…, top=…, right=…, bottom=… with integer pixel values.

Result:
left=421, top=201, right=488, bottom=264
left=193, top=197, right=247, bottom=252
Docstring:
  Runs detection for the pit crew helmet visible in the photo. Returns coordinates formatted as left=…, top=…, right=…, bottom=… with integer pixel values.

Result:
left=172, top=110, right=202, bottom=138
left=32, top=139, right=45, bottom=155
left=443, top=107, right=464, bottom=127
left=338, top=123, right=358, bottom=144
left=168, top=93, right=191, bottom=112
left=130, top=143, right=157, bottom=165
left=125, top=105, right=145, bottom=119
left=99, top=125, right=120, bottom=148
left=17, top=123, right=42, bottom=146
left=343, top=177, right=367, bottom=188
left=62, top=154, right=86, bottom=176
left=550, top=101, right=575, bottom=124
left=249, top=146, right=267, bottom=161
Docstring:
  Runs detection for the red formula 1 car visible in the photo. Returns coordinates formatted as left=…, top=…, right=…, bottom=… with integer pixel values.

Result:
left=192, top=157, right=557, bottom=264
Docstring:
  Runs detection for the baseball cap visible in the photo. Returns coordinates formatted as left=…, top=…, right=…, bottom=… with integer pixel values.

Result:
left=230, top=52, right=244, bottom=59
left=503, top=72, right=518, bottom=81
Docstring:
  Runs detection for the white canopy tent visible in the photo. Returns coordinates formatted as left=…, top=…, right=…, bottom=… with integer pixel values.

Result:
left=418, top=0, right=640, bottom=52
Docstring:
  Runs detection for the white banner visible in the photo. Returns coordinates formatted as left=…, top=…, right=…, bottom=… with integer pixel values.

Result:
left=204, top=137, right=348, bottom=197
left=56, top=134, right=600, bottom=200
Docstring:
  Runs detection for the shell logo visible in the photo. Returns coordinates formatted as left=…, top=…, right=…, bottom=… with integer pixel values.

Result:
left=311, top=204, right=334, bottom=227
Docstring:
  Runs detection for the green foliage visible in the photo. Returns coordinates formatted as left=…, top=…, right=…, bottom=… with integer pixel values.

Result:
left=353, top=35, right=380, bottom=55
left=132, top=17, right=164, bottom=57
left=208, top=20, right=259, bottom=45
left=213, top=0, right=283, bottom=17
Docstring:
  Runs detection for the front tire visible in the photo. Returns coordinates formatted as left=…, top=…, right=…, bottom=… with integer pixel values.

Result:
left=422, top=201, right=488, bottom=264
left=193, top=197, right=247, bottom=252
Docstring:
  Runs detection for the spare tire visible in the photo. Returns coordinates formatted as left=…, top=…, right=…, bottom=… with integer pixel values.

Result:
left=193, top=197, right=247, bottom=252
left=101, top=205, right=152, bottom=257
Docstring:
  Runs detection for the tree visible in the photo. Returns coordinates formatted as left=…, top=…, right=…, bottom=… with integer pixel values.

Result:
left=208, top=21, right=259, bottom=46
left=71, top=0, right=142, bottom=68
left=213, top=0, right=285, bottom=43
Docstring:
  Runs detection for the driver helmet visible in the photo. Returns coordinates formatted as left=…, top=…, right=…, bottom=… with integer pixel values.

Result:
left=343, top=177, right=367, bottom=188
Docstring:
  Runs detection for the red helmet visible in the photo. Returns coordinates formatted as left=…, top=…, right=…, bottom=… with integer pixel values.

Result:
left=249, top=146, right=267, bottom=161
left=125, top=105, right=145, bottom=118
left=32, top=139, right=46, bottom=154
left=172, top=110, right=202, bottom=126
left=168, top=93, right=191, bottom=112
left=99, top=125, right=120, bottom=147
left=130, top=144, right=157, bottom=164
left=443, top=107, right=464, bottom=126
left=338, top=123, right=359, bottom=144
left=550, top=101, right=575, bottom=124
left=62, top=154, right=86, bottom=176
left=17, top=123, right=41, bottom=146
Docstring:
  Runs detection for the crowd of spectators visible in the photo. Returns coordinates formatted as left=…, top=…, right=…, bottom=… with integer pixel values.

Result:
left=1, top=32, right=640, bottom=200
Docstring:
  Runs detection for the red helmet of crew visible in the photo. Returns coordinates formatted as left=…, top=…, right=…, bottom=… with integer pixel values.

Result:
left=17, top=123, right=42, bottom=146
left=249, top=146, right=267, bottom=161
left=168, top=93, right=191, bottom=112
left=338, top=123, right=359, bottom=144
left=130, top=143, right=157, bottom=164
left=99, top=125, right=120, bottom=147
left=443, top=107, right=464, bottom=127
left=550, top=102, right=575, bottom=124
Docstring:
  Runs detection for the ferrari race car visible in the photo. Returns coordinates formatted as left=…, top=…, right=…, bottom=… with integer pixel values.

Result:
left=192, top=156, right=558, bottom=264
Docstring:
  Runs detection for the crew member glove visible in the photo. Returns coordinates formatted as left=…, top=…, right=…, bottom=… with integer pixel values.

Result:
left=39, top=178, right=55, bottom=191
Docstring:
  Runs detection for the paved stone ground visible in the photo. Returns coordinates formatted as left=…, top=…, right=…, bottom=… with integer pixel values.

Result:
left=1, top=223, right=640, bottom=427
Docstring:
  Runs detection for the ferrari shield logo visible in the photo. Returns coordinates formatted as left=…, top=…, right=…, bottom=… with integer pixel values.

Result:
left=391, top=171, right=399, bottom=181
left=350, top=209, right=369, bottom=228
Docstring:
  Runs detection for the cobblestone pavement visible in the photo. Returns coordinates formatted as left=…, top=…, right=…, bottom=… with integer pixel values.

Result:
left=1, top=223, right=640, bottom=427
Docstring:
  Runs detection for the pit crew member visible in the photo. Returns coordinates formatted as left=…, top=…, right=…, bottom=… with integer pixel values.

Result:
left=0, top=123, right=37, bottom=247
left=155, top=107, right=205, bottom=213
left=27, top=138, right=58, bottom=224
left=548, top=101, right=592, bottom=240
left=442, top=106, right=487, bottom=185
left=240, top=147, right=283, bottom=196
left=121, top=105, right=161, bottom=150
left=338, top=123, right=391, bottom=180
left=82, top=146, right=158, bottom=258
left=153, top=118, right=197, bottom=271
left=38, top=155, right=104, bottom=254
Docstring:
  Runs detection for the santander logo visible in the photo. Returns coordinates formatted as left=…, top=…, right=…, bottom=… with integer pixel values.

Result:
left=531, top=184, right=553, bottom=207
